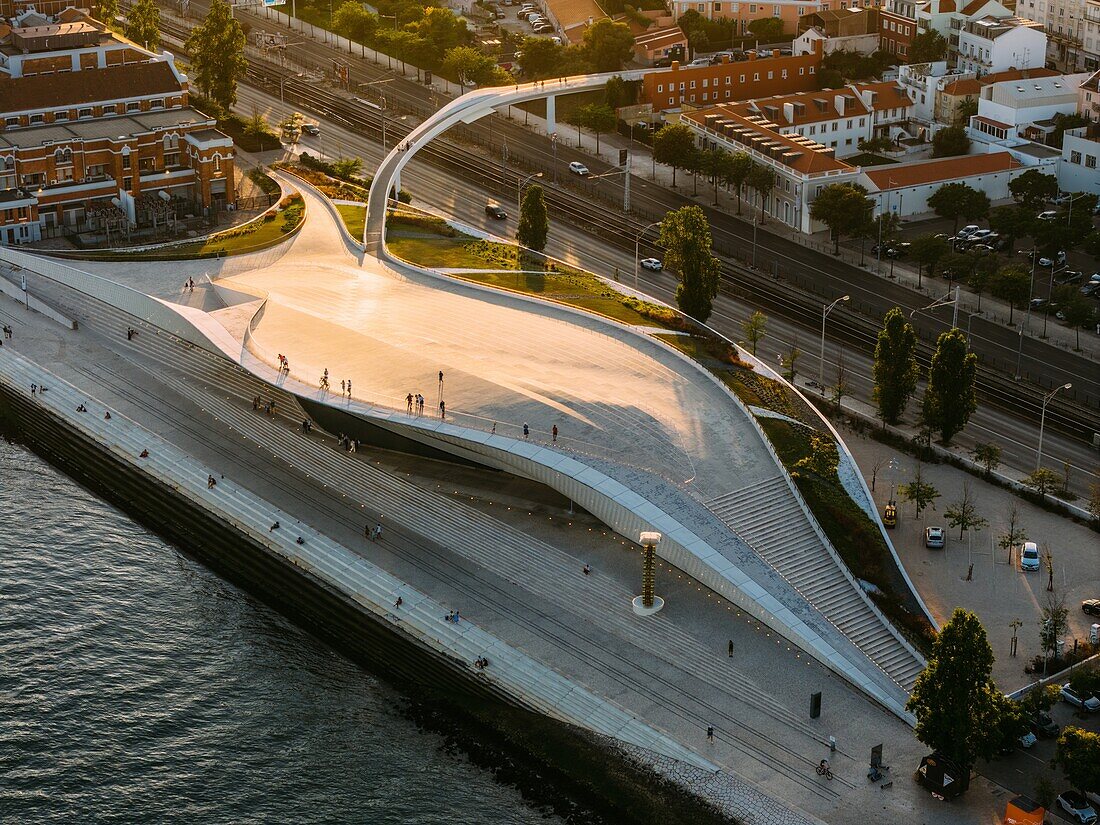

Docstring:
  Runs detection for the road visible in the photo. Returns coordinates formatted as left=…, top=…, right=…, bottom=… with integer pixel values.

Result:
left=151, top=0, right=1100, bottom=451
left=234, top=82, right=1097, bottom=498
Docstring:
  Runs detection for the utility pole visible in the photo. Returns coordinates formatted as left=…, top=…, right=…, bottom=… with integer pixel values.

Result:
left=623, top=151, right=631, bottom=214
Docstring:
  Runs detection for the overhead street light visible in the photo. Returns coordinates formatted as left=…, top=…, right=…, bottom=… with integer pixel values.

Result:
left=818, top=295, right=849, bottom=391
left=1036, top=382, right=1071, bottom=471
left=517, top=172, right=543, bottom=216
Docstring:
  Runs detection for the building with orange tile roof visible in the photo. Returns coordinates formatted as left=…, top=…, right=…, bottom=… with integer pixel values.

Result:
left=934, top=66, right=1058, bottom=124
left=667, top=0, right=888, bottom=39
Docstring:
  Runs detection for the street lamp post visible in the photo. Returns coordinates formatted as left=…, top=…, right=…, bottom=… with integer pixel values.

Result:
left=1042, top=263, right=1065, bottom=339
left=1015, top=249, right=1039, bottom=380
left=1036, top=382, right=1071, bottom=470
left=818, top=295, right=850, bottom=390
left=634, top=220, right=661, bottom=288
left=517, top=171, right=543, bottom=215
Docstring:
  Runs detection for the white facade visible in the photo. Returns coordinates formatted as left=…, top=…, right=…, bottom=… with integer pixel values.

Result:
left=1058, top=126, right=1100, bottom=192
left=895, top=61, right=968, bottom=123
left=857, top=157, right=1038, bottom=217
left=956, top=17, right=1048, bottom=77
left=1015, top=0, right=1093, bottom=71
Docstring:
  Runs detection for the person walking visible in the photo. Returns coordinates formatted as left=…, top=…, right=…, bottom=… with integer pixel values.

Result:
left=406, top=393, right=414, bottom=414
left=346, top=380, right=351, bottom=397
left=706, top=726, right=714, bottom=741
left=439, top=400, right=446, bottom=419
left=583, top=563, right=591, bottom=576
left=394, top=596, right=403, bottom=609
left=372, top=523, right=383, bottom=542
left=522, top=423, right=529, bottom=440
left=341, top=380, right=346, bottom=394
left=727, top=639, right=733, bottom=658
left=552, top=424, right=558, bottom=443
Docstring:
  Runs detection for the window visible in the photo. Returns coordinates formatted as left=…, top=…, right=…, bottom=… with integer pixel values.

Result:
left=702, top=78, right=709, bottom=87
left=54, top=147, right=73, bottom=164
left=164, top=152, right=180, bottom=167
left=749, top=3, right=757, bottom=10
left=78, top=107, right=93, bottom=119
left=668, top=97, right=675, bottom=105
left=1088, top=155, right=1098, bottom=168
left=86, top=164, right=106, bottom=178
left=859, top=117, right=865, bottom=126
left=151, top=99, right=164, bottom=109
left=697, top=2, right=704, bottom=9
left=809, top=125, right=816, bottom=134
left=767, top=71, right=773, bottom=79
left=714, top=1, right=721, bottom=8
left=740, top=74, right=746, bottom=82
left=702, top=92, right=708, bottom=101
left=753, top=73, right=760, bottom=81
left=657, top=84, right=663, bottom=93
left=57, top=167, right=74, bottom=183
left=782, top=69, right=787, bottom=78
left=690, top=80, right=696, bottom=88
left=725, top=90, right=731, bottom=99
left=689, top=94, right=696, bottom=102
left=799, top=67, right=804, bottom=75
left=54, top=110, right=69, bottom=121
left=4, top=117, right=18, bottom=127
left=679, top=82, right=685, bottom=90
left=845, top=137, right=853, bottom=145
left=809, top=66, right=815, bottom=74
left=725, top=76, right=731, bottom=84
left=126, top=101, right=141, bottom=113
left=832, top=122, right=838, bottom=131
left=773, top=4, right=780, bottom=13
left=30, top=114, right=44, bottom=125
left=122, top=154, right=131, bottom=170
left=123, top=176, right=132, bottom=190
left=846, top=119, right=853, bottom=128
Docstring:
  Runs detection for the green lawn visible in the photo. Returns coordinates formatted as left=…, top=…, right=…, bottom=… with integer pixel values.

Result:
left=337, top=203, right=366, bottom=239
left=69, top=196, right=304, bottom=261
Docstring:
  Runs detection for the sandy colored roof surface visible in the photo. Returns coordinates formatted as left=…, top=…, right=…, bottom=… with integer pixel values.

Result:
left=546, top=0, right=607, bottom=29
left=864, top=151, right=1019, bottom=189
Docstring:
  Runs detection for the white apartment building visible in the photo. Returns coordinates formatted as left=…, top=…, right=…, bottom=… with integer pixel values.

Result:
left=1014, top=0, right=1092, bottom=71
left=1058, top=124, right=1100, bottom=192
left=969, top=72, right=1090, bottom=144
left=956, top=16, right=1048, bottom=77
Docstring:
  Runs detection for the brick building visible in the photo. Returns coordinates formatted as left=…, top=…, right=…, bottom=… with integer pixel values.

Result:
left=640, top=46, right=824, bottom=112
left=0, top=11, right=235, bottom=246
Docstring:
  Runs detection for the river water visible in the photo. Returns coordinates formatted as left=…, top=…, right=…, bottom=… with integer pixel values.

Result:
left=0, top=440, right=560, bottom=824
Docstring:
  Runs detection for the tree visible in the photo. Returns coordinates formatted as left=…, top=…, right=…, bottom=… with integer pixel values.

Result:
left=516, top=184, right=549, bottom=251
left=997, top=503, right=1026, bottom=562
left=968, top=251, right=999, bottom=311
left=922, top=328, right=977, bottom=444
left=909, top=234, right=950, bottom=287
left=125, top=0, right=161, bottom=50
left=899, top=463, right=940, bottom=518
left=441, top=46, right=509, bottom=87
left=332, top=1, right=378, bottom=43
left=945, top=481, right=987, bottom=540
left=604, top=75, right=633, bottom=110
left=990, top=265, right=1030, bottom=325
left=582, top=19, right=634, bottom=72
left=185, top=0, right=248, bottom=113
left=931, top=125, right=970, bottom=158
left=909, top=29, right=947, bottom=63
left=1054, top=728, right=1100, bottom=794
left=652, top=124, right=697, bottom=187
left=1022, top=467, right=1062, bottom=496
left=858, top=135, right=893, bottom=154
left=740, top=310, right=767, bottom=355
left=699, top=148, right=727, bottom=206
left=577, top=104, right=617, bottom=153
left=1020, top=683, right=1061, bottom=715
left=990, top=693, right=1030, bottom=756
left=518, top=36, right=565, bottom=79
left=98, top=0, right=120, bottom=24
left=1009, top=168, right=1059, bottom=211
left=971, top=443, right=1002, bottom=477
left=988, top=205, right=1032, bottom=254
left=1039, top=591, right=1069, bottom=665
left=747, top=17, right=784, bottom=41
left=330, top=157, right=362, bottom=180
left=725, top=151, right=754, bottom=215
left=1055, top=289, right=1096, bottom=351
left=746, top=162, right=777, bottom=224
left=906, top=608, right=1004, bottom=776
left=794, top=433, right=839, bottom=479
left=659, top=205, right=720, bottom=323
left=780, top=342, right=801, bottom=382
left=928, top=182, right=989, bottom=233
left=872, top=307, right=919, bottom=425
left=831, top=355, right=852, bottom=406
left=412, top=6, right=470, bottom=54
left=810, top=182, right=872, bottom=255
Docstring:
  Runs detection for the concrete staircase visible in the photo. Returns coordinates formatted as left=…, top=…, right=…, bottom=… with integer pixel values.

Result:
left=707, top=478, right=924, bottom=692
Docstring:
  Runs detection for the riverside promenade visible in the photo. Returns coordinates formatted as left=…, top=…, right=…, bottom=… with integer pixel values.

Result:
left=0, top=163, right=1011, bottom=822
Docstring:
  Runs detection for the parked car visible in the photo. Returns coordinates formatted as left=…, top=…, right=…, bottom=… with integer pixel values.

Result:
left=568, top=161, right=589, bottom=176
left=1030, top=711, right=1060, bottom=738
left=1039, top=250, right=1067, bottom=267
left=1060, top=683, right=1100, bottom=712
left=1083, top=598, right=1100, bottom=616
left=640, top=257, right=662, bottom=271
left=1029, top=297, right=1049, bottom=311
left=485, top=203, right=507, bottom=219
left=534, top=23, right=553, bottom=32
left=1057, top=791, right=1098, bottom=824
left=1055, top=270, right=1083, bottom=285
left=883, top=502, right=897, bottom=528
left=688, top=56, right=713, bottom=66
left=301, top=123, right=320, bottom=136
left=884, top=242, right=911, bottom=258
left=1018, top=730, right=1038, bottom=749
left=1020, top=541, right=1041, bottom=571
left=967, top=228, right=993, bottom=243
left=1083, top=281, right=1100, bottom=297
left=1037, top=210, right=1059, bottom=221
left=924, top=526, right=945, bottom=549
left=957, top=224, right=981, bottom=238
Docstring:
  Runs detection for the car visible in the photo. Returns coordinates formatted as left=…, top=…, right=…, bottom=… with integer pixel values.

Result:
left=1055, top=270, right=1083, bottom=285
left=924, top=526, right=945, bottom=549
left=568, top=161, right=589, bottom=176
left=1018, top=730, right=1038, bottom=749
left=301, top=123, right=320, bottom=136
left=1020, top=541, right=1041, bottom=571
left=883, top=502, right=897, bottom=528
left=550, top=35, right=561, bottom=44
left=534, top=23, right=553, bottom=32
left=688, top=56, right=713, bottom=66
left=885, top=242, right=911, bottom=258
left=1060, top=683, right=1100, bottom=712
left=640, top=257, right=662, bottom=271
left=1039, top=250, right=1067, bottom=267
left=970, top=244, right=996, bottom=254
left=485, top=203, right=507, bottom=219
left=1029, top=297, right=1049, bottom=311
left=1083, top=281, right=1100, bottom=297
left=1031, top=711, right=1060, bottom=738
left=1057, top=791, right=1098, bottom=824
left=1083, top=599, right=1100, bottom=616
left=957, top=224, right=981, bottom=238
left=968, top=228, right=993, bottom=243
left=1037, top=210, right=1059, bottom=221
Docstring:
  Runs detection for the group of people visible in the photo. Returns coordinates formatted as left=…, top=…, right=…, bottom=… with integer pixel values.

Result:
left=367, top=522, right=383, bottom=541
left=405, top=392, right=427, bottom=416
left=2, top=324, right=12, bottom=339
left=339, top=433, right=359, bottom=452
left=444, top=610, right=461, bottom=624
left=182, top=277, right=196, bottom=293
left=252, top=396, right=277, bottom=417
left=473, top=656, right=489, bottom=670
left=276, top=354, right=290, bottom=374
left=125, top=327, right=137, bottom=341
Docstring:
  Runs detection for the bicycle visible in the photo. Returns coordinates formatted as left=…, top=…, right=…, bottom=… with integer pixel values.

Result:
left=816, top=760, right=834, bottom=780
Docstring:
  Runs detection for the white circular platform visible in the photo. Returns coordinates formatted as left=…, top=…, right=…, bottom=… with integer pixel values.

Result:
left=631, top=595, right=665, bottom=616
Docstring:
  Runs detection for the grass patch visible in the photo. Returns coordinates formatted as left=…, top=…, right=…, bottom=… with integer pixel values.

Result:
left=759, top=417, right=936, bottom=655
left=215, top=112, right=280, bottom=153
left=278, top=162, right=372, bottom=201
left=337, top=203, right=366, bottom=239
left=66, top=195, right=305, bottom=261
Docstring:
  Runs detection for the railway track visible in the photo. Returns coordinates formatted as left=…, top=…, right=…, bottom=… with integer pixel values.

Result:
left=156, top=13, right=1098, bottom=443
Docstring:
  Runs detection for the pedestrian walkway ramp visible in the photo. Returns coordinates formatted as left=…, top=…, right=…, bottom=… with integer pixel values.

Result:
left=707, top=478, right=924, bottom=692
